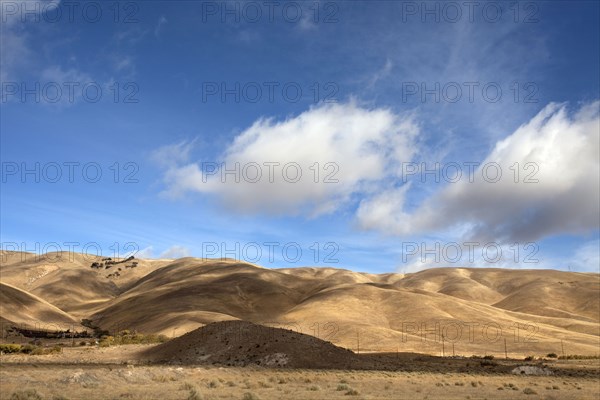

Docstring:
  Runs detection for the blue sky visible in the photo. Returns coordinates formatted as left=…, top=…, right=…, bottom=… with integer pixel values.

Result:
left=1, top=0, right=599, bottom=273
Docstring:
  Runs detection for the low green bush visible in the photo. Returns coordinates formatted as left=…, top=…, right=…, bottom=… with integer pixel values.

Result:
left=98, top=331, right=169, bottom=347
left=0, top=344, right=22, bottom=353
left=1, top=343, right=63, bottom=355
left=559, top=354, right=600, bottom=360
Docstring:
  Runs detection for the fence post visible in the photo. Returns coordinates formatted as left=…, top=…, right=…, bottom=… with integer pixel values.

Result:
left=441, top=334, right=445, bottom=357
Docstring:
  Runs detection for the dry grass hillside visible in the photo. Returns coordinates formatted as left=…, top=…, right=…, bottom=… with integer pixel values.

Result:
left=1, top=251, right=598, bottom=357
left=0, top=282, right=79, bottom=327
left=0, top=251, right=171, bottom=317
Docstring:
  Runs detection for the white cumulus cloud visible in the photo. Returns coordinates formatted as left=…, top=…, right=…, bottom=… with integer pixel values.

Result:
left=358, top=101, right=600, bottom=243
left=157, top=101, right=419, bottom=216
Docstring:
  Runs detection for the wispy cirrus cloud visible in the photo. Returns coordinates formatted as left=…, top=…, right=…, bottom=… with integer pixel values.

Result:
left=154, top=15, right=168, bottom=38
left=0, top=0, right=60, bottom=81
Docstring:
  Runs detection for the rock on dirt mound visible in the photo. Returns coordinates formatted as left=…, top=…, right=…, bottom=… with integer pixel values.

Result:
left=142, top=320, right=359, bottom=369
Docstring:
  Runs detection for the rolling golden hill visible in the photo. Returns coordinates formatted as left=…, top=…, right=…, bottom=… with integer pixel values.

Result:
left=0, top=251, right=598, bottom=357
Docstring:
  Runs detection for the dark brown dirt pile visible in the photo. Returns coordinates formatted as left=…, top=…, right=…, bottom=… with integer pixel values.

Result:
left=142, top=320, right=360, bottom=369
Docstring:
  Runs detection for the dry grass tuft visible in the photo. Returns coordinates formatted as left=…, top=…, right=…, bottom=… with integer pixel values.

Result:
left=9, top=389, right=43, bottom=400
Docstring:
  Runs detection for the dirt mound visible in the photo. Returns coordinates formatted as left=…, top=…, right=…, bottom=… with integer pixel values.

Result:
left=143, top=320, right=359, bottom=369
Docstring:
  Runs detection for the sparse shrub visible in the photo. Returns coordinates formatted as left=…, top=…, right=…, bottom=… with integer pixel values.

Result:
left=30, top=347, right=45, bottom=355
left=98, top=332, right=169, bottom=347
left=337, top=384, right=350, bottom=391
left=152, top=375, right=176, bottom=383
left=523, top=388, right=537, bottom=395
left=94, top=328, right=110, bottom=337
left=187, top=387, right=203, bottom=400
left=345, top=388, right=359, bottom=396
left=0, top=344, right=22, bottom=353
left=79, top=341, right=87, bottom=346
left=51, top=396, right=69, bottom=400
left=180, top=382, right=195, bottom=391
left=483, top=355, right=494, bottom=360
left=242, top=393, right=261, bottom=400
left=20, top=344, right=36, bottom=354
left=207, top=380, right=218, bottom=388
left=81, top=319, right=96, bottom=329
left=480, top=359, right=497, bottom=367
left=9, top=389, right=43, bottom=400
left=3, top=343, right=63, bottom=356
left=546, top=353, right=558, bottom=358
left=308, top=385, right=320, bottom=391
left=524, top=355, right=534, bottom=361
left=559, top=354, right=600, bottom=360
left=99, top=336, right=114, bottom=347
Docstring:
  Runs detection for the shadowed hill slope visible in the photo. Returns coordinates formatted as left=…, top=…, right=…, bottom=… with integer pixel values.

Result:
left=0, top=282, right=79, bottom=328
